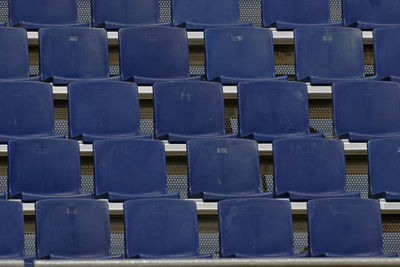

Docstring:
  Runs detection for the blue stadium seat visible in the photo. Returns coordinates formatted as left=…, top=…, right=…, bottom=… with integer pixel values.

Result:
left=205, top=27, right=286, bottom=84
left=238, top=81, right=323, bottom=142
left=124, top=199, right=211, bottom=258
left=154, top=81, right=235, bottom=143
left=172, top=0, right=251, bottom=30
left=308, top=198, right=397, bottom=257
left=273, top=139, right=360, bottom=201
left=0, top=27, right=39, bottom=81
left=8, top=139, right=92, bottom=201
left=187, top=138, right=273, bottom=201
left=68, top=81, right=151, bottom=143
left=36, top=199, right=122, bottom=259
left=93, top=139, right=179, bottom=201
left=219, top=198, right=307, bottom=258
left=0, top=200, right=34, bottom=264
left=343, top=0, right=400, bottom=29
left=295, top=27, right=368, bottom=85
left=368, top=138, right=400, bottom=201
left=0, top=81, right=63, bottom=143
left=332, top=81, right=400, bottom=141
left=40, top=27, right=118, bottom=85
left=262, top=0, right=341, bottom=30
left=374, top=27, right=400, bottom=82
left=119, top=26, right=201, bottom=85
left=92, top=0, right=170, bottom=30
left=9, top=0, right=88, bottom=30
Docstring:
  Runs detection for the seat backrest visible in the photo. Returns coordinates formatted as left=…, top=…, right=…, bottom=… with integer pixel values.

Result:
left=218, top=198, right=295, bottom=257
left=119, top=26, right=190, bottom=81
left=273, top=138, right=346, bottom=197
left=68, top=81, right=140, bottom=139
left=187, top=138, right=261, bottom=198
left=368, top=138, right=400, bottom=196
left=238, top=81, right=311, bottom=137
left=262, top=0, right=331, bottom=27
left=204, top=27, right=275, bottom=81
left=0, top=27, right=30, bottom=79
left=0, top=81, right=54, bottom=136
left=153, top=81, right=226, bottom=139
left=0, top=201, right=25, bottom=258
left=36, top=199, right=111, bottom=258
left=8, top=139, right=82, bottom=199
left=172, top=0, right=241, bottom=26
left=93, top=139, right=168, bottom=197
left=9, top=0, right=79, bottom=27
left=39, top=27, right=109, bottom=82
left=343, top=0, right=400, bottom=28
left=373, top=27, right=400, bottom=80
left=92, top=0, right=160, bottom=27
left=295, top=27, right=364, bottom=82
left=124, top=199, right=201, bottom=258
left=332, top=81, right=400, bottom=137
left=308, top=198, right=384, bottom=256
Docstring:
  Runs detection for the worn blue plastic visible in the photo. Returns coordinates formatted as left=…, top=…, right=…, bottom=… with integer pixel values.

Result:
left=295, top=27, right=366, bottom=85
left=0, top=27, right=39, bottom=81
left=187, top=138, right=273, bottom=201
left=238, top=81, right=323, bottom=142
left=368, top=138, right=400, bottom=201
left=0, top=200, right=34, bottom=265
left=373, top=27, right=400, bottom=82
left=262, top=0, right=341, bottom=30
left=308, top=198, right=396, bottom=257
left=0, top=201, right=26, bottom=258
left=154, top=81, right=235, bottom=143
left=119, top=26, right=200, bottom=84
left=36, top=199, right=122, bottom=259
left=124, top=199, right=210, bottom=258
left=172, top=0, right=251, bottom=30
left=9, top=0, right=88, bottom=30
left=68, top=81, right=150, bottom=143
left=273, top=139, right=360, bottom=201
left=93, top=139, right=179, bottom=201
left=343, top=0, right=400, bottom=29
left=8, top=139, right=92, bottom=202
left=0, top=82, right=63, bottom=143
left=219, top=199, right=306, bottom=258
left=332, top=81, right=400, bottom=141
left=205, top=27, right=286, bottom=84
left=39, top=27, right=116, bottom=85
left=92, top=0, right=170, bottom=29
